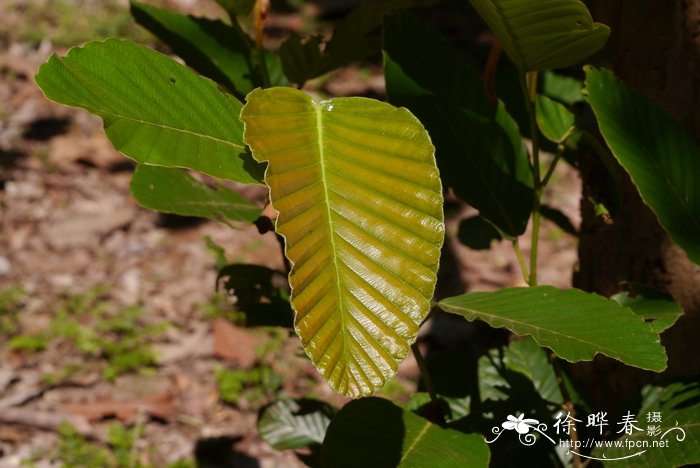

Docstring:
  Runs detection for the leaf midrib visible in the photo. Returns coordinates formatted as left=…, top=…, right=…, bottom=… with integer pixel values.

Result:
left=314, top=101, right=348, bottom=385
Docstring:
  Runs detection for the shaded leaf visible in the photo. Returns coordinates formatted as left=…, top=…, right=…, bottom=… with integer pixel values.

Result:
left=585, top=67, right=700, bottom=265
left=217, top=264, right=293, bottom=328
left=438, top=286, right=667, bottom=371
left=503, top=336, right=563, bottom=405
left=130, top=165, right=260, bottom=225
left=384, top=12, right=533, bottom=236
left=241, top=87, right=444, bottom=397
left=321, top=397, right=490, bottom=467
left=458, top=215, right=502, bottom=250
left=278, top=35, right=324, bottom=87
left=259, top=398, right=336, bottom=450
left=541, top=71, right=583, bottom=105
left=536, top=95, right=576, bottom=143
left=214, top=0, right=255, bottom=17
left=594, top=382, right=700, bottom=467
left=468, top=0, right=609, bottom=71
left=130, top=0, right=258, bottom=97
left=35, top=39, right=263, bottom=183
left=540, top=205, right=577, bottom=235
left=611, top=286, right=683, bottom=334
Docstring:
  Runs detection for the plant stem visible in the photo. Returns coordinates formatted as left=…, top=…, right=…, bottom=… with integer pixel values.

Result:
left=511, top=240, right=530, bottom=284
left=520, top=72, right=542, bottom=286
left=411, top=341, right=438, bottom=405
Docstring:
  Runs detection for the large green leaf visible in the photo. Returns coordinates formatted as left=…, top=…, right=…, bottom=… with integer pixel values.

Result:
left=593, top=382, right=700, bottom=467
left=438, top=286, right=667, bottom=371
left=241, top=87, right=444, bottom=397
left=384, top=12, right=533, bottom=236
left=468, top=0, right=609, bottom=71
left=130, top=1, right=258, bottom=98
left=585, top=67, right=700, bottom=265
left=610, top=286, right=683, bottom=334
left=129, top=165, right=260, bottom=225
left=321, top=397, right=490, bottom=467
left=258, top=398, right=336, bottom=450
left=35, top=39, right=263, bottom=183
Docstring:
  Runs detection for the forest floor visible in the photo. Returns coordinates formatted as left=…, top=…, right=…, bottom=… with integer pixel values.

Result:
left=0, top=0, right=581, bottom=466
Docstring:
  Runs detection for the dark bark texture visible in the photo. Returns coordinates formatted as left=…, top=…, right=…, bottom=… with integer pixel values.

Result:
left=575, top=0, right=700, bottom=408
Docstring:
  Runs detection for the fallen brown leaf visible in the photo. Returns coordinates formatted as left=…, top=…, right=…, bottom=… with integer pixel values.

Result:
left=58, top=391, right=174, bottom=424
left=212, top=318, right=260, bottom=369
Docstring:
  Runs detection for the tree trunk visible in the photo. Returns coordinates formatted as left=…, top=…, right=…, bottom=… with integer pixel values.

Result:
left=574, top=0, right=700, bottom=407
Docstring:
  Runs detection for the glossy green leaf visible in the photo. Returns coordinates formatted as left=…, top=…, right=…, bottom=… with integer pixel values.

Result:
left=438, top=286, right=667, bottom=371
left=321, top=397, right=490, bottom=467
left=130, top=1, right=258, bottom=97
left=611, top=287, right=683, bottom=334
left=503, top=336, right=563, bottom=405
left=458, top=215, right=502, bottom=250
left=258, top=398, right=336, bottom=450
left=35, top=39, right=263, bottom=183
left=536, top=95, right=576, bottom=143
left=468, top=0, right=609, bottom=71
left=384, top=12, right=534, bottom=236
left=130, top=165, right=260, bottom=224
left=585, top=67, right=700, bottom=265
left=593, top=382, right=700, bottom=467
left=241, top=87, right=444, bottom=397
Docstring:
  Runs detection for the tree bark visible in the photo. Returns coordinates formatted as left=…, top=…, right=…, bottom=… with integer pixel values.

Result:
left=575, top=0, right=700, bottom=407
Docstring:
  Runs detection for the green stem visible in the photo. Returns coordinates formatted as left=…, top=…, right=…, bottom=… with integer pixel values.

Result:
left=411, top=342, right=438, bottom=404
left=256, top=48, right=271, bottom=89
left=511, top=239, right=530, bottom=284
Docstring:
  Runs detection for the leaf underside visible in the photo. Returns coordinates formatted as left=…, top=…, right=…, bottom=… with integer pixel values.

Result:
left=241, top=88, right=444, bottom=397
left=468, top=0, right=610, bottom=71
left=438, top=286, right=667, bottom=371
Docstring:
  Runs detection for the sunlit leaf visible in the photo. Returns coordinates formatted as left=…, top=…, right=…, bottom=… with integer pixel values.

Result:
left=585, top=67, right=700, bottom=265
left=438, top=286, right=667, bottom=371
left=468, top=0, right=610, bottom=71
left=321, top=397, right=490, bottom=467
left=241, top=87, right=444, bottom=397
left=35, top=39, right=263, bottom=183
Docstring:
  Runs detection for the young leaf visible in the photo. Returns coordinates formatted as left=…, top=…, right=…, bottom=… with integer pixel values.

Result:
left=468, top=0, right=610, bottom=71
left=541, top=71, right=584, bottom=105
left=129, top=165, right=261, bottom=225
left=241, top=88, right=444, bottom=398
left=438, top=286, right=667, bottom=372
left=536, top=95, right=576, bottom=144
left=321, top=397, right=490, bottom=467
left=384, top=12, right=534, bottom=237
left=130, top=1, right=259, bottom=97
left=35, top=39, right=263, bottom=183
left=258, top=398, right=336, bottom=450
left=585, top=67, right=700, bottom=265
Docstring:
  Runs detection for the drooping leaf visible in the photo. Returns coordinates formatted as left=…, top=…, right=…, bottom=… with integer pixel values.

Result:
left=468, top=0, right=610, bottom=71
left=321, top=397, right=490, bottom=467
left=503, top=336, right=563, bottom=405
left=458, top=215, right=502, bottom=250
left=536, top=95, right=576, bottom=143
left=35, top=39, right=263, bottom=183
left=611, top=286, right=683, bottom=334
left=130, top=165, right=261, bottom=225
left=585, top=67, right=700, bottom=265
left=258, top=398, right=336, bottom=450
left=241, top=87, right=444, bottom=397
left=217, top=264, right=293, bottom=328
left=384, top=12, right=533, bottom=237
left=541, top=71, right=584, bottom=105
left=130, top=0, right=258, bottom=97
left=438, top=286, right=667, bottom=371
left=593, top=382, right=700, bottom=467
